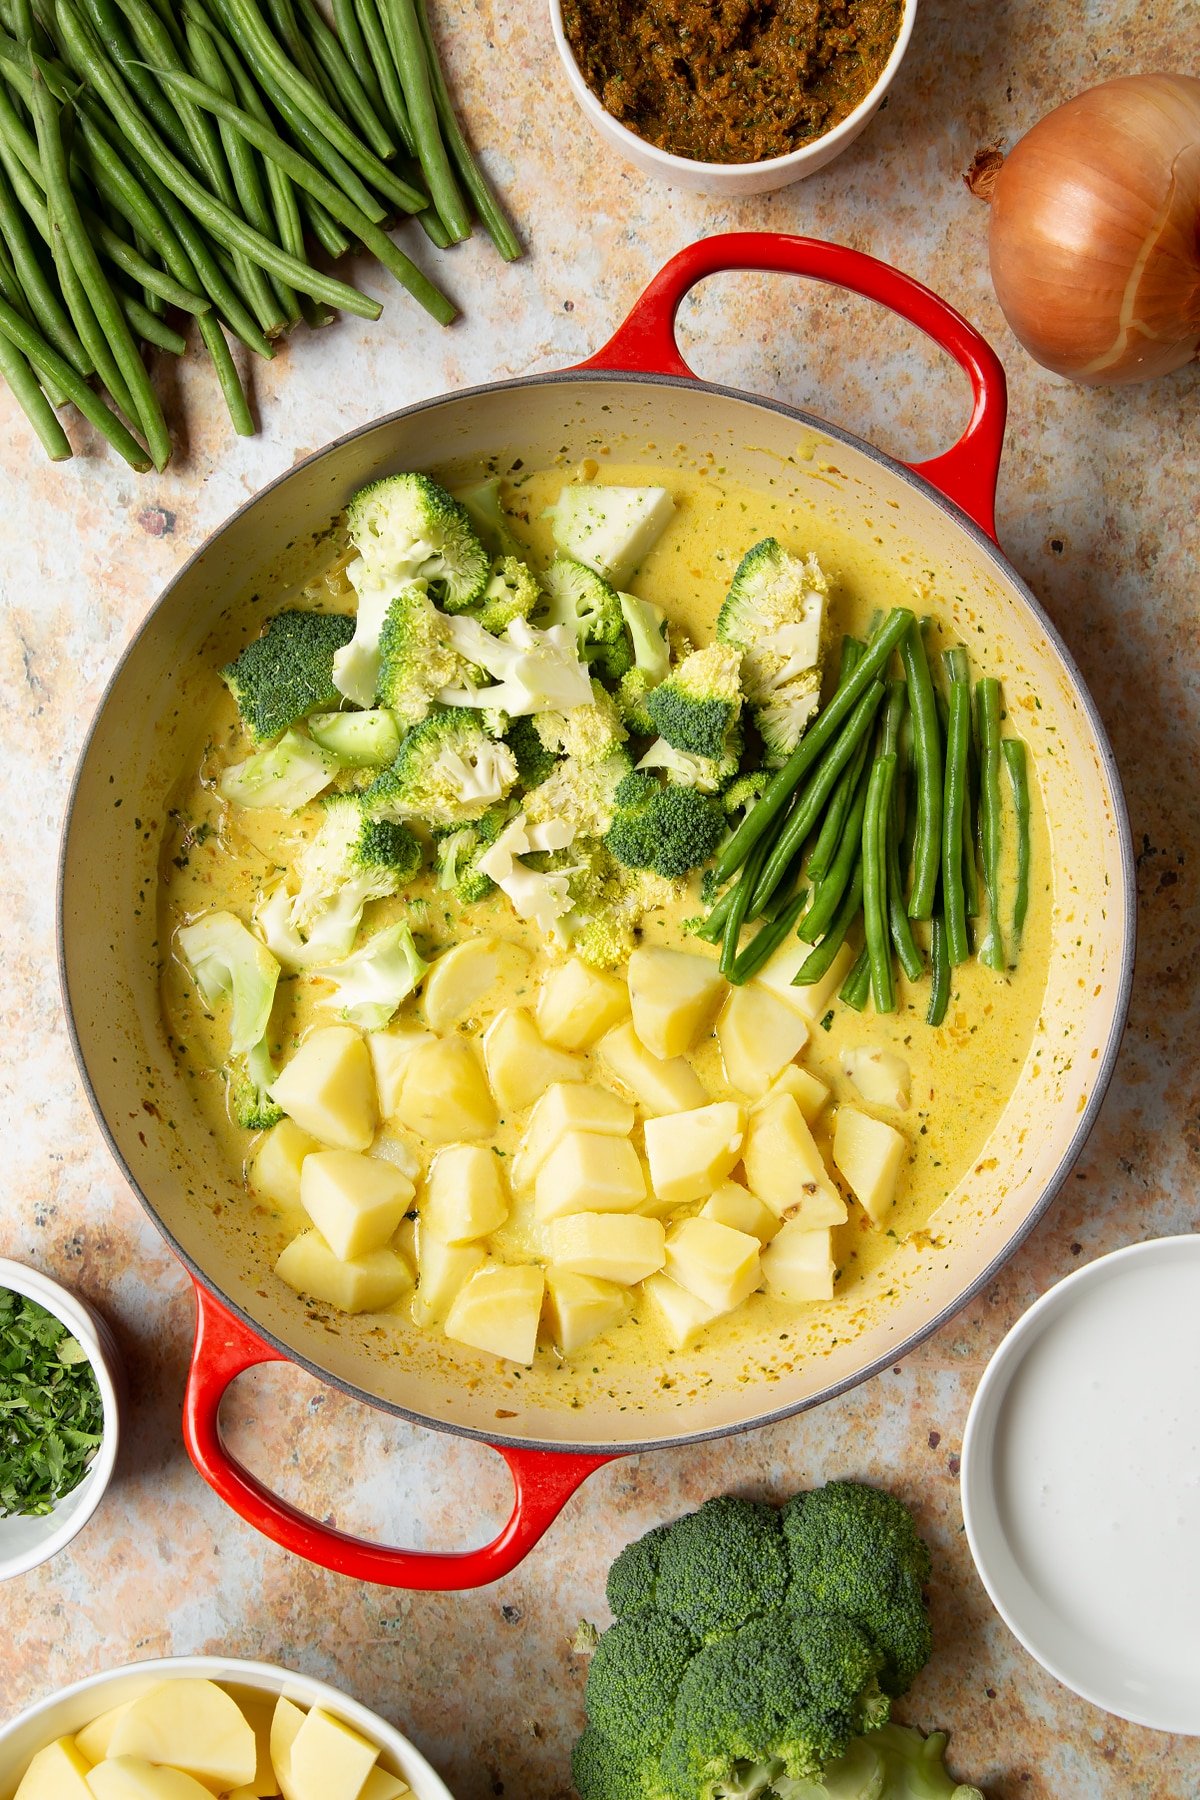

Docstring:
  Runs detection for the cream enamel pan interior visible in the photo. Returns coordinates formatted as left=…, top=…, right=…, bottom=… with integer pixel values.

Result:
left=59, top=372, right=1134, bottom=1454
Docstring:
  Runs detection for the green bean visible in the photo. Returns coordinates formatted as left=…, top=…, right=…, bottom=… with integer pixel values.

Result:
left=90, top=214, right=209, bottom=312
left=962, top=710, right=980, bottom=918
left=0, top=153, right=88, bottom=371
left=155, top=66, right=456, bottom=324
left=802, top=638, right=865, bottom=883
left=927, top=913, right=950, bottom=1025
left=0, top=286, right=151, bottom=464
left=791, top=863, right=864, bottom=988
left=0, top=307, right=70, bottom=455
left=975, top=678, right=1006, bottom=971
left=760, top=872, right=805, bottom=924
left=863, top=752, right=896, bottom=1013
left=414, top=0, right=521, bottom=260
left=77, top=0, right=213, bottom=185
left=940, top=648, right=971, bottom=966
left=695, top=881, right=736, bottom=944
left=1003, top=737, right=1030, bottom=946
left=839, top=944, right=871, bottom=1011
left=332, top=0, right=384, bottom=120
left=353, top=0, right=414, bottom=153
left=380, top=0, right=468, bottom=241
left=120, top=286, right=186, bottom=351
left=200, top=312, right=252, bottom=431
left=900, top=619, right=943, bottom=920
left=749, top=677, right=886, bottom=918
left=729, top=889, right=808, bottom=987
left=798, top=733, right=872, bottom=945
left=264, top=0, right=332, bottom=103
left=295, top=0, right=394, bottom=160
left=714, top=607, right=914, bottom=886
left=720, top=835, right=769, bottom=978
left=879, top=679, right=924, bottom=981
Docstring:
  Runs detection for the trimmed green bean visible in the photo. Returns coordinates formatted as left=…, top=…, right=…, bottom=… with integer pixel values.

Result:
left=802, top=637, right=865, bottom=882
left=976, top=678, right=1006, bottom=971
left=714, top=607, right=914, bottom=886
left=797, top=733, right=872, bottom=945
left=46, top=196, right=139, bottom=423
left=759, top=871, right=805, bottom=924
left=120, top=286, right=186, bottom=351
left=729, top=889, right=808, bottom=986
left=941, top=648, right=971, bottom=966
left=353, top=0, right=415, bottom=154
left=332, top=0, right=385, bottom=119
left=900, top=619, right=943, bottom=920
left=880, top=678, right=924, bottom=982
left=839, top=945, right=871, bottom=1011
left=90, top=213, right=209, bottom=312
left=962, top=712, right=980, bottom=918
left=927, top=914, right=951, bottom=1025
left=863, top=752, right=896, bottom=1013
left=0, top=287, right=151, bottom=464
left=720, top=836, right=769, bottom=978
left=0, top=318, right=70, bottom=456
left=380, top=0, right=468, bottom=241
left=791, top=863, right=864, bottom=988
left=414, top=0, right=521, bottom=260
left=695, top=881, right=736, bottom=944
left=295, top=0, right=394, bottom=160
left=1003, top=737, right=1030, bottom=946
left=0, top=154, right=89, bottom=371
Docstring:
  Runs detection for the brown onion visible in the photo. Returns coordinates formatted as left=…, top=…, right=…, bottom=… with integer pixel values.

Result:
left=988, top=73, right=1200, bottom=384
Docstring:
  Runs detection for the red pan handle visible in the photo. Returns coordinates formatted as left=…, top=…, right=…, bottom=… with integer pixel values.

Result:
left=575, top=232, right=1008, bottom=541
left=183, top=1281, right=611, bottom=1588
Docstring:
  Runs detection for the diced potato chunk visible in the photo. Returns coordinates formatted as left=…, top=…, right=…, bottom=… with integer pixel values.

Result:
left=423, top=937, right=532, bottom=1033
left=15, top=1739, right=93, bottom=1800
left=412, top=1231, right=485, bottom=1325
left=276, top=1231, right=413, bottom=1314
left=394, top=1038, right=496, bottom=1143
left=300, top=1150, right=413, bottom=1260
left=840, top=1046, right=910, bottom=1109
left=536, top=957, right=629, bottom=1050
left=665, top=1217, right=761, bottom=1312
left=717, top=985, right=810, bottom=1098
left=107, top=1680, right=256, bottom=1793
left=754, top=938, right=855, bottom=1022
left=643, top=1273, right=724, bottom=1350
left=232, top=1695, right=276, bottom=1800
left=754, top=1063, right=830, bottom=1126
left=598, top=1023, right=707, bottom=1115
left=269, top=1026, right=377, bottom=1152
left=424, top=1144, right=509, bottom=1243
left=761, top=1222, right=836, bottom=1301
left=535, top=1132, right=646, bottom=1222
left=287, top=1707, right=379, bottom=1800
left=250, top=1118, right=319, bottom=1212
left=511, top=1082, right=634, bottom=1190
left=443, top=1261, right=545, bottom=1363
left=544, top=1268, right=627, bottom=1355
left=643, top=1102, right=745, bottom=1208
left=482, top=1007, right=583, bottom=1112
left=368, top=1025, right=434, bottom=1118
left=85, top=1759, right=216, bottom=1800
left=359, top=1773, right=409, bottom=1800
left=627, top=946, right=726, bottom=1058
left=832, top=1108, right=907, bottom=1223
left=270, top=1699, right=305, bottom=1800
left=549, top=1213, right=665, bottom=1284
left=368, top=1128, right=420, bottom=1181
left=742, top=1095, right=848, bottom=1228
left=701, top=1180, right=781, bottom=1243
left=76, top=1707, right=132, bottom=1766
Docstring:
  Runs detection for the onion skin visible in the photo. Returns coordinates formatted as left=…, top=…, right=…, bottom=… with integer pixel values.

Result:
left=989, top=74, right=1200, bottom=385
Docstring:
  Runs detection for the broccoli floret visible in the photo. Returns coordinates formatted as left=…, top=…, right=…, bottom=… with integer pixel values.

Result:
left=346, top=472, right=489, bottom=613
left=572, top=1727, right=674, bottom=1800
left=608, top=1520, right=672, bottom=1619
left=586, top=630, right=636, bottom=681
left=524, top=748, right=632, bottom=840
left=539, top=554, right=625, bottom=646
left=781, top=1484, right=932, bottom=1699
left=221, top=610, right=355, bottom=745
left=839, top=1724, right=986, bottom=1800
left=505, top=713, right=558, bottom=788
left=607, top=776, right=725, bottom=881
left=289, top=793, right=421, bottom=959
left=375, top=585, right=471, bottom=731
left=176, top=910, right=279, bottom=1057
left=471, top=556, right=542, bottom=633
left=586, top=1615, right=699, bottom=1760
left=365, top=706, right=518, bottom=828
left=535, top=681, right=628, bottom=765
left=646, top=643, right=743, bottom=761
left=723, top=771, right=770, bottom=816
left=434, top=805, right=508, bottom=904
left=717, top=540, right=828, bottom=762
left=226, top=1037, right=284, bottom=1131
left=452, top=476, right=521, bottom=558
left=438, top=613, right=595, bottom=717
left=637, top=728, right=743, bottom=796
left=618, top=666, right=658, bottom=734
left=313, top=919, right=428, bottom=1031
left=656, top=1498, right=791, bottom=1645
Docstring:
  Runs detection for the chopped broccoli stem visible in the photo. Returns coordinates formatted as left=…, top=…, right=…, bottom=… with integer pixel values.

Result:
left=222, top=610, right=355, bottom=744
left=313, top=919, right=428, bottom=1031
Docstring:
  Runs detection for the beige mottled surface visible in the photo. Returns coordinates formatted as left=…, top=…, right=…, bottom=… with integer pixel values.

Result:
left=1, top=0, right=1199, bottom=1795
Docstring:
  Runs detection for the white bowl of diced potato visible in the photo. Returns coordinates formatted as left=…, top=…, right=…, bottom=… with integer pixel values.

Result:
left=0, top=1658, right=453, bottom=1800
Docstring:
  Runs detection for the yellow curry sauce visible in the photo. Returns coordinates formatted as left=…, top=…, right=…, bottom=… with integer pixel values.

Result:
left=158, top=459, right=1051, bottom=1378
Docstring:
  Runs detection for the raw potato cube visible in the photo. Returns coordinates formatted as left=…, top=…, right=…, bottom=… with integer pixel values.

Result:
left=535, top=1132, right=646, bottom=1222
left=483, top=1008, right=583, bottom=1112
left=512, top=1083, right=634, bottom=1190
left=665, top=1217, right=761, bottom=1312
left=368, top=1025, right=434, bottom=1118
left=424, top=1144, right=509, bottom=1243
left=833, top=1108, right=907, bottom=1223
left=251, top=1119, right=320, bottom=1212
left=544, top=1268, right=627, bottom=1355
left=233, top=1695, right=278, bottom=1799
left=755, top=937, right=855, bottom=1022
left=394, top=1038, right=497, bottom=1143
left=287, top=1707, right=379, bottom=1800
left=300, top=1150, right=413, bottom=1260
left=443, top=1261, right=545, bottom=1363
left=718, top=985, right=809, bottom=1098
left=359, top=1773, right=409, bottom=1800
left=269, top=1026, right=377, bottom=1152
left=270, top=1698, right=305, bottom=1800
left=701, top=1180, right=780, bottom=1244
left=423, top=937, right=532, bottom=1033
left=107, top=1679, right=256, bottom=1792
left=15, top=1739, right=93, bottom=1800
left=743, top=1095, right=848, bottom=1228
left=536, top=957, right=629, bottom=1050
left=85, top=1760, right=216, bottom=1800
left=627, top=946, right=726, bottom=1058
left=412, top=1230, right=486, bottom=1326
left=755, top=1063, right=830, bottom=1126
left=598, top=1023, right=707, bottom=1115
left=76, top=1707, right=132, bottom=1765
left=840, top=1046, right=910, bottom=1110
left=761, top=1222, right=836, bottom=1301
left=549, top=1213, right=665, bottom=1284
left=643, top=1102, right=745, bottom=1208
left=276, top=1230, right=413, bottom=1314
left=643, top=1273, right=724, bottom=1350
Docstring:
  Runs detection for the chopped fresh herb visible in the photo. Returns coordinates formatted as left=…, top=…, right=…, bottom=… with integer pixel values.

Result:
left=821, top=1010, right=835, bottom=1031
left=0, top=1289, right=104, bottom=1518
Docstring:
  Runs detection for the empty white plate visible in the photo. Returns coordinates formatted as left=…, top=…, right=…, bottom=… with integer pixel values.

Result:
left=961, top=1235, right=1200, bottom=1734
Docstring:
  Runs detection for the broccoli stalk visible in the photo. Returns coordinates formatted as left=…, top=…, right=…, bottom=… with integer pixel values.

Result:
left=221, top=610, right=355, bottom=744
left=176, top=911, right=283, bottom=1132
left=437, top=613, right=595, bottom=718
left=434, top=806, right=509, bottom=904
left=313, top=919, right=428, bottom=1031
left=217, top=729, right=340, bottom=813
left=451, top=475, right=522, bottom=558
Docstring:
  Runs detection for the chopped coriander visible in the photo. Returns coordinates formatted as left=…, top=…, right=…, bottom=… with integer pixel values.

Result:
left=0, top=1289, right=104, bottom=1518
left=820, top=1010, right=835, bottom=1031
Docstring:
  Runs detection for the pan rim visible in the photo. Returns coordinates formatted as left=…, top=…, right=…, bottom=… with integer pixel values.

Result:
left=56, top=365, right=1138, bottom=1458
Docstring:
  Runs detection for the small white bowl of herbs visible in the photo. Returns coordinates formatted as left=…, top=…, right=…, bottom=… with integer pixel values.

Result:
left=0, top=1259, right=123, bottom=1580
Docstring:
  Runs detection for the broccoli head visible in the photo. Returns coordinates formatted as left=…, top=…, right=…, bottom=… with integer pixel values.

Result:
left=539, top=554, right=624, bottom=646
left=221, top=610, right=355, bottom=744
left=226, top=1038, right=284, bottom=1132
left=347, top=472, right=489, bottom=612
left=646, top=643, right=743, bottom=762
left=607, top=1520, right=672, bottom=1620
left=606, top=772, right=725, bottom=881
left=365, top=706, right=518, bottom=828
left=655, top=1498, right=791, bottom=1645
left=313, top=919, right=428, bottom=1031
left=289, top=794, right=422, bottom=958
left=525, top=748, right=632, bottom=841
left=505, top=713, right=558, bottom=789
left=716, top=540, right=828, bottom=762
left=618, top=666, right=658, bottom=735
left=572, top=1727, right=674, bottom=1800
left=535, top=681, right=628, bottom=766
left=376, top=585, right=470, bottom=730
left=585, top=1614, right=699, bottom=1760
left=586, top=630, right=636, bottom=681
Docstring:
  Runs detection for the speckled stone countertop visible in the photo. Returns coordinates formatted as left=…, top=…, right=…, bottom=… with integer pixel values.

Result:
left=2, top=0, right=1199, bottom=1794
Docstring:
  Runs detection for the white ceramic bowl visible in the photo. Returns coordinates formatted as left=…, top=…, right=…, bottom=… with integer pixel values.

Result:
left=0, top=1656, right=456, bottom=1800
left=0, top=1259, right=124, bottom=1582
left=548, top=0, right=919, bottom=195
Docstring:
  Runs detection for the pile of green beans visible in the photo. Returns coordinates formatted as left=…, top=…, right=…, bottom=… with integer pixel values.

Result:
left=704, top=609, right=1034, bottom=1026
left=0, top=0, right=521, bottom=470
